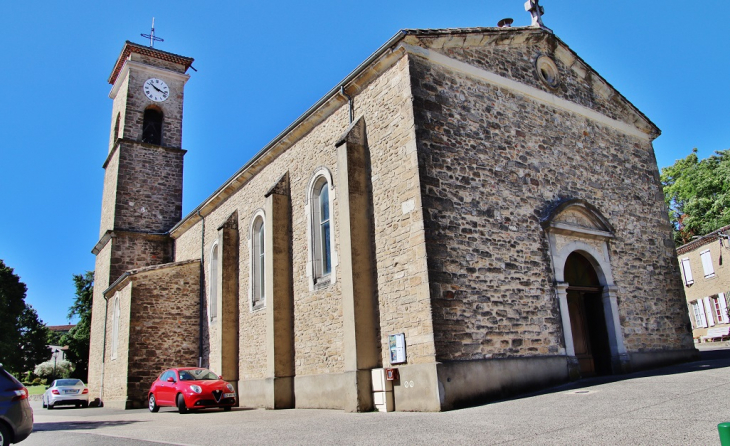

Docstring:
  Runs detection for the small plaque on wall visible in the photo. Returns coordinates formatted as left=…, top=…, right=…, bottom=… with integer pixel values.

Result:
left=389, top=333, right=406, bottom=364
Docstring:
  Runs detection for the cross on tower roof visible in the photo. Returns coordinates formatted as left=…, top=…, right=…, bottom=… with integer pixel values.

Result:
left=141, top=17, right=164, bottom=48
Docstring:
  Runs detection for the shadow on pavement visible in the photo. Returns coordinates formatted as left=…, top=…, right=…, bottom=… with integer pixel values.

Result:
left=33, top=420, right=143, bottom=432
left=488, top=347, right=730, bottom=405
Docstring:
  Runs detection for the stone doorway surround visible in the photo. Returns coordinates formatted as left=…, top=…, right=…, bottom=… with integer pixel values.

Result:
left=541, top=199, right=630, bottom=377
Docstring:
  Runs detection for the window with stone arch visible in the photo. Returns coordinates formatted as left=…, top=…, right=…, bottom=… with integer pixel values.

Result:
left=209, top=241, right=219, bottom=322
left=249, top=211, right=266, bottom=310
left=111, top=293, right=120, bottom=360
left=306, top=168, right=336, bottom=287
left=142, top=106, right=163, bottom=145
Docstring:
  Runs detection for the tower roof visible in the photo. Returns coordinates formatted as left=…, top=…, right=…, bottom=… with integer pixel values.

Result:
left=108, top=41, right=194, bottom=85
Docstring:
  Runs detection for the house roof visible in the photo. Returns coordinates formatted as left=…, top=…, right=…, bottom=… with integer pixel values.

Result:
left=108, top=41, right=194, bottom=85
left=48, top=324, right=75, bottom=332
left=677, top=224, right=730, bottom=255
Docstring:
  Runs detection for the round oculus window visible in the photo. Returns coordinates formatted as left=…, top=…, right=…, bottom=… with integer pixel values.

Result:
left=535, top=56, right=560, bottom=89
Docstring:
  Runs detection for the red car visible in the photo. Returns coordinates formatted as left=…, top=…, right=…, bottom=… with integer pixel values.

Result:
left=148, top=367, right=236, bottom=414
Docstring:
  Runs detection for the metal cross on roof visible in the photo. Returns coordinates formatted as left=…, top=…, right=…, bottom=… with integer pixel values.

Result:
left=524, top=0, right=546, bottom=28
left=141, top=17, right=164, bottom=48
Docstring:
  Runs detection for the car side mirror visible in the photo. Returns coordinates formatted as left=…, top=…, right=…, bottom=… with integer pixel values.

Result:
left=167, top=377, right=175, bottom=383
left=45, top=386, right=49, bottom=390
left=219, top=375, right=223, bottom=380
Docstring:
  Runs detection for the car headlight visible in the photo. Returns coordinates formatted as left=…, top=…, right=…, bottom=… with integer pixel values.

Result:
left=226, top=383, right=235, bottom=392
left=189, top=385, right=202, bottom=394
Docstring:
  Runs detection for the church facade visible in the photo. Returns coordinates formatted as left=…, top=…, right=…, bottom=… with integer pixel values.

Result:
left=88, top=23, right=697, bottom=412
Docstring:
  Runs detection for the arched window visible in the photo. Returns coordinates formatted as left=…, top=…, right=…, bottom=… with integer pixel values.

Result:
left=111, top=293, right=120, bottom=360
left=142, top=108, right=163, bottom=145
left=312, top=177, right=332, bottom=280
left=251, top=216, right=265, bottom=308
left=209, top=242, right=219, bottom=321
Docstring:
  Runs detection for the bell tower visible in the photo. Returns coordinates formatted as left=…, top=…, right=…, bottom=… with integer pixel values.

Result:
left=88, top=41, right=194, bottom=401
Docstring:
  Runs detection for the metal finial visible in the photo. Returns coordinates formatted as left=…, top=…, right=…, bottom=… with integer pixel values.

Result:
left=141, top=17, right=164, bottom=48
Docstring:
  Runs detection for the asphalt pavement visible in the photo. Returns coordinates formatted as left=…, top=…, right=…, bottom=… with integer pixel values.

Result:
left=21, top=346, right=730, bottom=445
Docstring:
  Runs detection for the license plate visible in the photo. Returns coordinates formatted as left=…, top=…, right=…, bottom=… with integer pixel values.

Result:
left=64, top=390, right=76, bottom=394
left=224, top=393, right=235, bottom=398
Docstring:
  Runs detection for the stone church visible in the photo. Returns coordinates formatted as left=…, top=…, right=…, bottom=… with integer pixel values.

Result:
left=88, top=10, right=697, bottom=411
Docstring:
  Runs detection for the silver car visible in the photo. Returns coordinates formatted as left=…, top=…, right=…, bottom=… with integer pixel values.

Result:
left=42, top=379, right=89, bottom=409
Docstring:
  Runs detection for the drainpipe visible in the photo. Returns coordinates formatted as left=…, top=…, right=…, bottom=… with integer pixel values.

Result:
left=99, top=294, right=109, bottom=406
left=340, top=85, right=353, bottom=123
left=198, top=210, right=205, bottom=368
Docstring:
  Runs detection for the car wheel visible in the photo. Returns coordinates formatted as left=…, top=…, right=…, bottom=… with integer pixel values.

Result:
left=223, top=406, right=231, bottom=412
left=148, top=394, right=159, bottom=413
left=48, top=402, right=54, bottom=410
left=177, top=394, right=188, bottom=414
left=0, top=421, right=10, bottom=446
left=42, top=398, right=47, bottom=409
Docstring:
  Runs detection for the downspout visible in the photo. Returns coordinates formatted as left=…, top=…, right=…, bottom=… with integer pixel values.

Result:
left=99, top=294, right=109, bottom=406
left=198, top=210, right=205, bottom=368
left=340, top=85, right=353, bottom=123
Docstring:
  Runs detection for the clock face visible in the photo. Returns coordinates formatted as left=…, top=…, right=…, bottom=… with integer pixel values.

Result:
left=143, top=78, right=170, bottom=102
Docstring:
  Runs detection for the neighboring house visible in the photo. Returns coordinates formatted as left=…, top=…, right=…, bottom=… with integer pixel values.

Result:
left=677, top=224, right=730, bottom=342
left=48, top=345, right=68, bottom=362
left=87, top=11, right=696, bottom=411
left=47, top=325, right=75, bottom=361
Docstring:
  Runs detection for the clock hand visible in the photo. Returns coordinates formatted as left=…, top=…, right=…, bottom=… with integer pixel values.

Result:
left=150, top=83, right=164, bottom=93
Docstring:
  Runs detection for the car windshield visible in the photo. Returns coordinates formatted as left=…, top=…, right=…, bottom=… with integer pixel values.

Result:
left=56, top=379, right=82, bottom=387
left=178, top=369, right=218, bottom=381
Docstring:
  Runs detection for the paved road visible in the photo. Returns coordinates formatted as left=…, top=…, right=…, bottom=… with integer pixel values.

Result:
left=21, top=348, right=730, bottom=445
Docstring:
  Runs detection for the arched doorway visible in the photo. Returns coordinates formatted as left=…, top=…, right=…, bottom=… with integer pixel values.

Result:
left=564, top=252, right=612, bottom=376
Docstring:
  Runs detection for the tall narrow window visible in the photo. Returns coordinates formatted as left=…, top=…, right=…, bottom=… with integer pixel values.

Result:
left=700, top=250, right=715, bottom=278
left=111, top=294, right=120, bottom=359
left=252, top=216, right=265, bottom=308
left=209, top=243, right=219, bottom=321
left=312, top=178, right=332, bottom=280
left=142, top=108, right=163, bottom=145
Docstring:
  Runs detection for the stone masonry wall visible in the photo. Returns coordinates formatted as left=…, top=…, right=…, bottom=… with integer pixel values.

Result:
left=88, top=243, right=112, bottom=400
left=126, top=262, right=200, bottom=407
left=109, top=233, right=173, bottom=285
left=100, top=284, right=132, bottom=404
left=409, top=41, right=693, bottom=361
left=173, top=54, right=434, bottom=384
left=114, top=142, right=184, bottom=233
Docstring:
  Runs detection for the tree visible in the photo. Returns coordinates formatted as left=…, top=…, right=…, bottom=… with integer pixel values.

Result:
left=34, top=359, right=74, bottom=380
left=60, top=271, right=93, bottom=381
left=0, top=260, right=29, bottom=375
left=661, top=148, right=730, bottom=245
left=18, top=304, right=50, bottom=375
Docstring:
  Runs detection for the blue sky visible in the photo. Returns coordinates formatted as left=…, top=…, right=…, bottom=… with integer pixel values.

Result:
left=1, top=1, right=727, bottom=326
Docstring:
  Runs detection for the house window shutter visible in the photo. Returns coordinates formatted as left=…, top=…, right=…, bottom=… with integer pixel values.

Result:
left=700, top=250, right=715, bottom=277
left=719, top=292, right=729, bottom=324
left=681, top=258, right=694, bottom=285
left=704, top=297, right=716, bottom=326
left=697, top=299, right=708, bottom=328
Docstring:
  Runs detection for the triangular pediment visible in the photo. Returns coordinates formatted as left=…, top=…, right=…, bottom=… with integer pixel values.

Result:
left=541, top=199, right=614, bottom=240
left=401, top=27, right=659, bottom=139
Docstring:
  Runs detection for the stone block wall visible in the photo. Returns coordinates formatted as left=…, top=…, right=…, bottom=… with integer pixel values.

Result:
left=172, top=54, right=434, bottom=395
left=108, top=233, right=173, bottom=285
left=100, top=284, right=132, bottom=407
left=126, top=261, right=200, bottom=407
left=409, top=39, right=693, bottom=361
left=113, top=142, right=184, bottom=233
